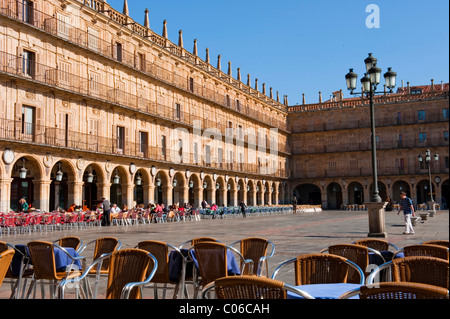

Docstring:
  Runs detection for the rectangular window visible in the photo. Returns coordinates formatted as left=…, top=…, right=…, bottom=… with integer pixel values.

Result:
left=116, top=126, right=125, bottom=152
left=205, top=145, right=211, bottom=165
left=419, top=132, right=427, bottom=143
left=116, top=42, right=123, bottom=62
left=397, top=134, right=403, bottom=148
left=137, top=53, right=146, bottom=72
left=418, top=110, right=426, bottom=121
left=444, top=131, right=449, bottom=142
left=21, top=0, right=34, bottom=24
left=88, top=28, right=99, bottom=52
left=89, top=72, right=100, bottom=93
left=397, top=112, right=402, bottom=124
left=58, top=61, right=71, bottom=85
left=236, top=99, right=241, bottom=112
left=189, top=77, right=194, bottom=93
left=226, top=94, right=231, bottom=107
left=218, top=147, right=223, bottom=167
left=57, top=13, right=70, bottom=39
left=178, top=139, right=183, bottom=162
left=443, top=108, right=449, bottom=119
left=139, top=131, right=148, bottom=156
left=22, top=50, right=35, bottom=78
left=175, top=103, right=181, bottom=120
left=21, top=105, right=35, bottom=136
left=445, top=157, right=449, bottom=170
left=161, top=135, right=166, bottom=158
left=193, top=142, right=198, bottom=164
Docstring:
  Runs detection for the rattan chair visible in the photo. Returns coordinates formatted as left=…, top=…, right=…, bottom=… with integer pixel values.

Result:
left=339, top=282, right=449, bottom=299
left=367, top=256, right=449, bottom=289
left=393, top=244, right=449, bottom=260
left=190, top=241, right=253, bottom=299
left=77, top=237, right=121, bottom=298
left=271, top=253, right=365, bottom=285
left=320, top=244, right=384, bottom=283
left=202, top=275, right=314, bottom=299
left=137, top=240, right=187, bottom=299
left=353, top=238, right=398, bottom=252
left=0, top=248, right=15, bottom=287
left=178, top=237, right=219, bottom=249
left=422, top=240, right=449, bottom=248
left=53, top=236, right=83, bottom=253
left=230, top=237, right=275, bottom=276
left=0, top=241, right=33, bottom=299
left=25, top=241, right=84, bottom=299
left=59, top=248, right=158, bottom=299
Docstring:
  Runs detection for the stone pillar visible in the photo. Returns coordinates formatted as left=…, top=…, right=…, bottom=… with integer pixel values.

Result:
left=144, top=184, right=155, bottom=205
left=97, top=182, right=111, bottom=201
left=34, top=179, right=52, bottom=212
left=0, top=178, right=12, bottom=213
left=124, top=184, right=134, bottom=209
left=365, top=202, right=388, bottom=238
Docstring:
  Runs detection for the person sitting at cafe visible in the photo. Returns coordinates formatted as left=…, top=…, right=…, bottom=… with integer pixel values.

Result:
left=110, top=203, right=121, bottom=220
left=19, top=198, right=29, bottom=212
left=66, top=203, right=76, bottom=212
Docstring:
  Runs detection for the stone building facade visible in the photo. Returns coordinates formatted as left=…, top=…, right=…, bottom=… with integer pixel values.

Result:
left=0, top=0, right=290, bottom=212
left=289, top=83, right=449, bottom=209
left=0, top=0, right=448, bottom=213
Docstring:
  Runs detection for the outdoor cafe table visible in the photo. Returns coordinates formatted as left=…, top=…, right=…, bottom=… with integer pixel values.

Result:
left=14, top=244, right=83, bottom=273
left=287, top=283, right=362, bottom=299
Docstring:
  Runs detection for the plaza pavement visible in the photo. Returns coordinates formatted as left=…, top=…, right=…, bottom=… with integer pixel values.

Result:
left=1, top=208, right=448, bottom=299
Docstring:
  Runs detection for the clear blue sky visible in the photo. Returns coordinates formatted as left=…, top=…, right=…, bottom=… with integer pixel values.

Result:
left=108, top=0, right=449, bottom=105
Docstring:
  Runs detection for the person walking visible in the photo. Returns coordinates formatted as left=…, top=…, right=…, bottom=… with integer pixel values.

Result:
left=101, top=197, right=111, bottom=226
left=397, top=192, right=415, bottom=235
left=240, top=200, right=247, bottom=218
left=292, top=196, right=297, bottom=214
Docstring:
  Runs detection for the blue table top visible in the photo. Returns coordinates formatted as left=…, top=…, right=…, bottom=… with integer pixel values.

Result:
left=288, top=283, right=362, bottom=299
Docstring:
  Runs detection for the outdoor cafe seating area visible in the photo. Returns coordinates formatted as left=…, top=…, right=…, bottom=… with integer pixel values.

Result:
left=0, top=234, right=448, bottom=300
left=0, top=204, right=322, bottom=237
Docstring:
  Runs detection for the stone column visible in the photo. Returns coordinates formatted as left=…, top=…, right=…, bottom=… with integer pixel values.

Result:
left=0, top=178, right=12, bottom=213
left=365, top=202, right=388, bottom=238
left=34, top=179, right=52, bottom=212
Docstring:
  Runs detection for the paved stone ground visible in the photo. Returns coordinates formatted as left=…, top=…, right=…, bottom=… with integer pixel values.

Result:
left=1, top=208, right=448, bottom=300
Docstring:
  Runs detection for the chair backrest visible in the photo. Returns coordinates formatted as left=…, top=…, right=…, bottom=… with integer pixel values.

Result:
left=400, top=244, right=449, bottom=260
left=326, top=244, right=369, bottom=284
left=422, top=240, right=449, bottom=248
left=137, top=240, right=170, bottom=283
left=27, top=241, right=58, bottom=280
left=238, top=237, right=270, bottom=275
left=93, top=237, right=121, bottom=271
left=193, top=242, right=228, bottom=286
left=58, top=236, right=82, bottom=251
left=191, top=237, right=218, bottom=246
left=106, top=249, right=152, bottom=299
left=212, top=275, right=289, bottom=299
left=358, top=282, right=449, bottom=299
left=391, top=256, right=449, bottom=289
left=293, top=254, right=354, bottom=285
left=0, top=248, right=15, bottom=287
left=354, top=238, right=391, bottom=251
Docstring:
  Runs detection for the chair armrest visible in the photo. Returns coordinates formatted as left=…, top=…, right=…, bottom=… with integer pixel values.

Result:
left=366, top=261, right=392, bottom=284
left=58, top=253, right=112, bottom=299
left=121, top=253, right=158, bottom=299
left=345, top=259, right=365, bottom=285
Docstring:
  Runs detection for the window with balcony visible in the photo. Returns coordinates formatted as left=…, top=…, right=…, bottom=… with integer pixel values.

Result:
left=175, top=103, right=181, bottom=120
left=115, top=42, right=123, bottom=62
left=161, top=135, right=166, bottom=158
left=22, top=50, right=35, bottom=78
left=21, top=105, right=35, bottom=136
left=21, top=0, right=34, bottom=24
left=139, top=131, right=148, bottom=156
left=418, top=132, right=427, bottom=143
left=444, top=131, right=449, bottom=142
left=116, top=126, right=125, bottom=153
left=418, top=110, right=426, bottom=121
left=443, top=108, right=449, bottom=119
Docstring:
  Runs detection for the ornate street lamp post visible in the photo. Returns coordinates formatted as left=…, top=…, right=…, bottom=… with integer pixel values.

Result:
left=345, top=53, right=397, bottom=237
left=418, top=149, right=439, bottom=203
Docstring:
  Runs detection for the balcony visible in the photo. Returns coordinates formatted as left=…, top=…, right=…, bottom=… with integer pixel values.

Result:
left=0, top=0, right=288, bottom=132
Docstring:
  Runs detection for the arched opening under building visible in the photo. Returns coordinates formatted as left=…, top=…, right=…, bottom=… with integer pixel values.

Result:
left=10, top=156, right=37, bottom=211
left=442, top=179, right=449, bottom=209
left=348, top=182, right=364, bottom=205
left=416, top=179, right=436, bottom=205
left=293, top=183, right=321, bottom=205
left=392, top=180, right=411, bottom=203
left=327, top=182, right=342, bottom=209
